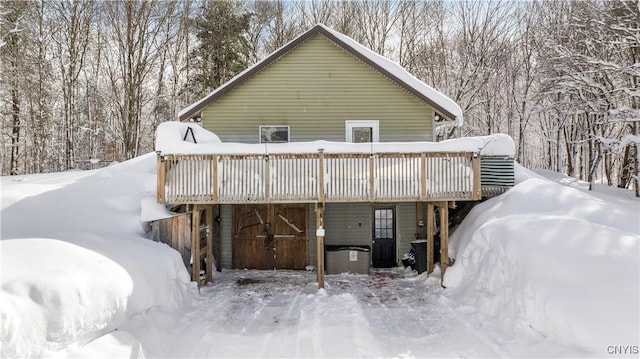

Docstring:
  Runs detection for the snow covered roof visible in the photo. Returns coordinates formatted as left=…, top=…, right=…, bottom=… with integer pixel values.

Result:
left=178, top=24, right=463, bottom=123
left=155, top=122, right=514, bottom=157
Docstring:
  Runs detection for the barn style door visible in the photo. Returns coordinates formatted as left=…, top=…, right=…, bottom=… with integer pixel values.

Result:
left=232, top=204, right=307, bottom=270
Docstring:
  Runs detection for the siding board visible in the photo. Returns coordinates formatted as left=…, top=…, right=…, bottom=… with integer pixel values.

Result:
left=323, top=203, right=372, bottom=247
left=220, top=204, right=232, bottom=268
left=202, top=34, right=433, bottom=143
left=396, top=203, right=416, bottom=266
left=308, top=203, right=317, bottom=267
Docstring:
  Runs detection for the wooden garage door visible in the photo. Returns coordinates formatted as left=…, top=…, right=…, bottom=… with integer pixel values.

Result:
left=232, top=204, right=307, bottom=270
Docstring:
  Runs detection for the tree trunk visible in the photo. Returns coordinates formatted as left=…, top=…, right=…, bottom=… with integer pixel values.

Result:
left=635, top=141, right=639, bottom=198
left=634, top=121, right=640, bottom=198
left=588, top=142, right=603, bottom=191
left=618, top=139, right=632, bottom=189
left=564, top=126, right=574, bottom=176
left=556, top=119, right=563, bottom=173
left=10, top=88, right=21, bottom=175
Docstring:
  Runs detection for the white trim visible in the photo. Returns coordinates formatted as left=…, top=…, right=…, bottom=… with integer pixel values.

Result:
left=259, top=125, right=290, bottom=143
left=345, top=120, right=379, bottom=143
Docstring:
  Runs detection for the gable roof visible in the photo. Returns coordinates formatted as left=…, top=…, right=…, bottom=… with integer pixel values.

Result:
left=179, top=24, right=463, bottom=123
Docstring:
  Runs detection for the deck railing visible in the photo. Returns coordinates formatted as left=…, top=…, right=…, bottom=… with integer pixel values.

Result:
left=157, top=152, right=482, bottom=204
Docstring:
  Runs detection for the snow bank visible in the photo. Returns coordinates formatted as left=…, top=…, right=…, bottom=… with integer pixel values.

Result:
left=140, top=196, right=179, bottom=222
left=154, top=121, right=221, bottom=154
left=444, top=165, right=640, bottom=355
left=155, top=121, right=515, bottom=157
left=0, top=153, right=193, bottom=357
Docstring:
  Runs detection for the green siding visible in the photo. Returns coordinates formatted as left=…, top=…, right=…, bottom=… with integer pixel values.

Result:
left=308, top=203, right=317, bottom=267
left=323, top=203, right=372, bottom=247
left=202, top=34, right=434, bottom=143
left=220, top=204, right=232, bottom=268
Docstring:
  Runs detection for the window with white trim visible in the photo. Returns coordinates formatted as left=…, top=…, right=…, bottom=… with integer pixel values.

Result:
left=259, top=125, right=290, bottom=143
left=346, top=120, right=379, bottom=143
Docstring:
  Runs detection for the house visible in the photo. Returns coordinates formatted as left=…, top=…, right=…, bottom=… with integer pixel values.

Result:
left=154, top=24, right=515, bottom=287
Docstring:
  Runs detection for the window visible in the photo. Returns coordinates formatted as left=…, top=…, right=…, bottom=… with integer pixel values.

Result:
left=345, top=120, right=379, bottom=143
left=374, top=208, right=395, bottom=239
left=260, top=125, right=289, bottom=143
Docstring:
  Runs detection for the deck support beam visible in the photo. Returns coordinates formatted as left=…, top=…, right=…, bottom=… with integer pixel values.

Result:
left=426, top=203, right=435, bottom=274
left=205, top=205, right=214, bottom=283
left=191, top=205, right=201, bottom=284
left=191, top=205, right=215, bottom=286
left=156, top=154, right=165, bottom=203
left=215, top=204, right=222, bottom=272
left=315, top=202, right=325, bottom=289
left=439, top=201, right=449, bottom=287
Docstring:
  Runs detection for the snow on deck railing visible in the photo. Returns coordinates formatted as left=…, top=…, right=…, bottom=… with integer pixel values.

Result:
left=154, top=122, right=515, bottom=204
left=157, top=152, right=481, bottom=204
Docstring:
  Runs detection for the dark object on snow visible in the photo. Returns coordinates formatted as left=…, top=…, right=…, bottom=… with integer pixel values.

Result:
left=404, top=248, right=416, bottom=268
left=401, top=248, right=415, bottom=270
left=411, top=241, right=428, bottom=274
left=183, top=126, right=197, bottom=143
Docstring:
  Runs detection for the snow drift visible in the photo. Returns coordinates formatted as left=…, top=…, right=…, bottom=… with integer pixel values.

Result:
left=0, top=154, right=194, bottom=357
left=444, top=164, right=640, bottom=355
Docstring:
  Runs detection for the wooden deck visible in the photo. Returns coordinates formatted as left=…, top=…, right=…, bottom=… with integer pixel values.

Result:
left=154, top=151, right=514, bottom=288
left=157, top=152, right=485, bottom=205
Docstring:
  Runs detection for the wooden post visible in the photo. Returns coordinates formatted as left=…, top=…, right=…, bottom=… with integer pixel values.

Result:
left=369, top=155, right=375, bottom=201
left=264, top=155, right=270, bottom=202
left=439, top=201, right=449, bottom=287
left=472, top=154, right=481, bottom=200
left=205, top=205, right=214, bottom=283
left=191, top=206, right=201, bottom=284
left=315, top=202, right=325, bottom=289
left=212, top=155, right=218, bottom=203
left=420, top=153, right=427, bottom=201
left=318, top=152, right=325, bottom=202
left=215, top=204, right=222, bottom=272
left=157, top=153, right=166, bottom=204
left=427, top=203, right=435, bottom=274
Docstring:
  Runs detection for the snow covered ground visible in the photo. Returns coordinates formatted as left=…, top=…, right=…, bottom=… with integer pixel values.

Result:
left=1, top=153, right=638, bottom=358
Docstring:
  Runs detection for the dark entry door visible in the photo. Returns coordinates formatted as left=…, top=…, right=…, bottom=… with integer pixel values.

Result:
left=372, top=207, right=396, bottom=268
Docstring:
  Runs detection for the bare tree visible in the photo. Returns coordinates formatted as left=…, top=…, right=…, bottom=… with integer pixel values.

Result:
left=297, top=0, right=333, bottom=28
left=50, top=0, right=94, bottom=169
left=27, top=0, right=54, bottom=172
left=1, top=1, right=31, bottom=175
left=350, top=0, right=398, bottom=56
left=508, top=2, right=541, bottom=166
left=104, top=0, right=175, bottom=160
left=536, top=0, right=639, bottom=193
left=247, top=0, right=300, bottom=62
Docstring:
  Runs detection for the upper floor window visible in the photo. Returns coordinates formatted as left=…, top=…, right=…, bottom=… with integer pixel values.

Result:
left=346, top=120, right=379, bottom=143
left=260, top=125, right=289, bottom=143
